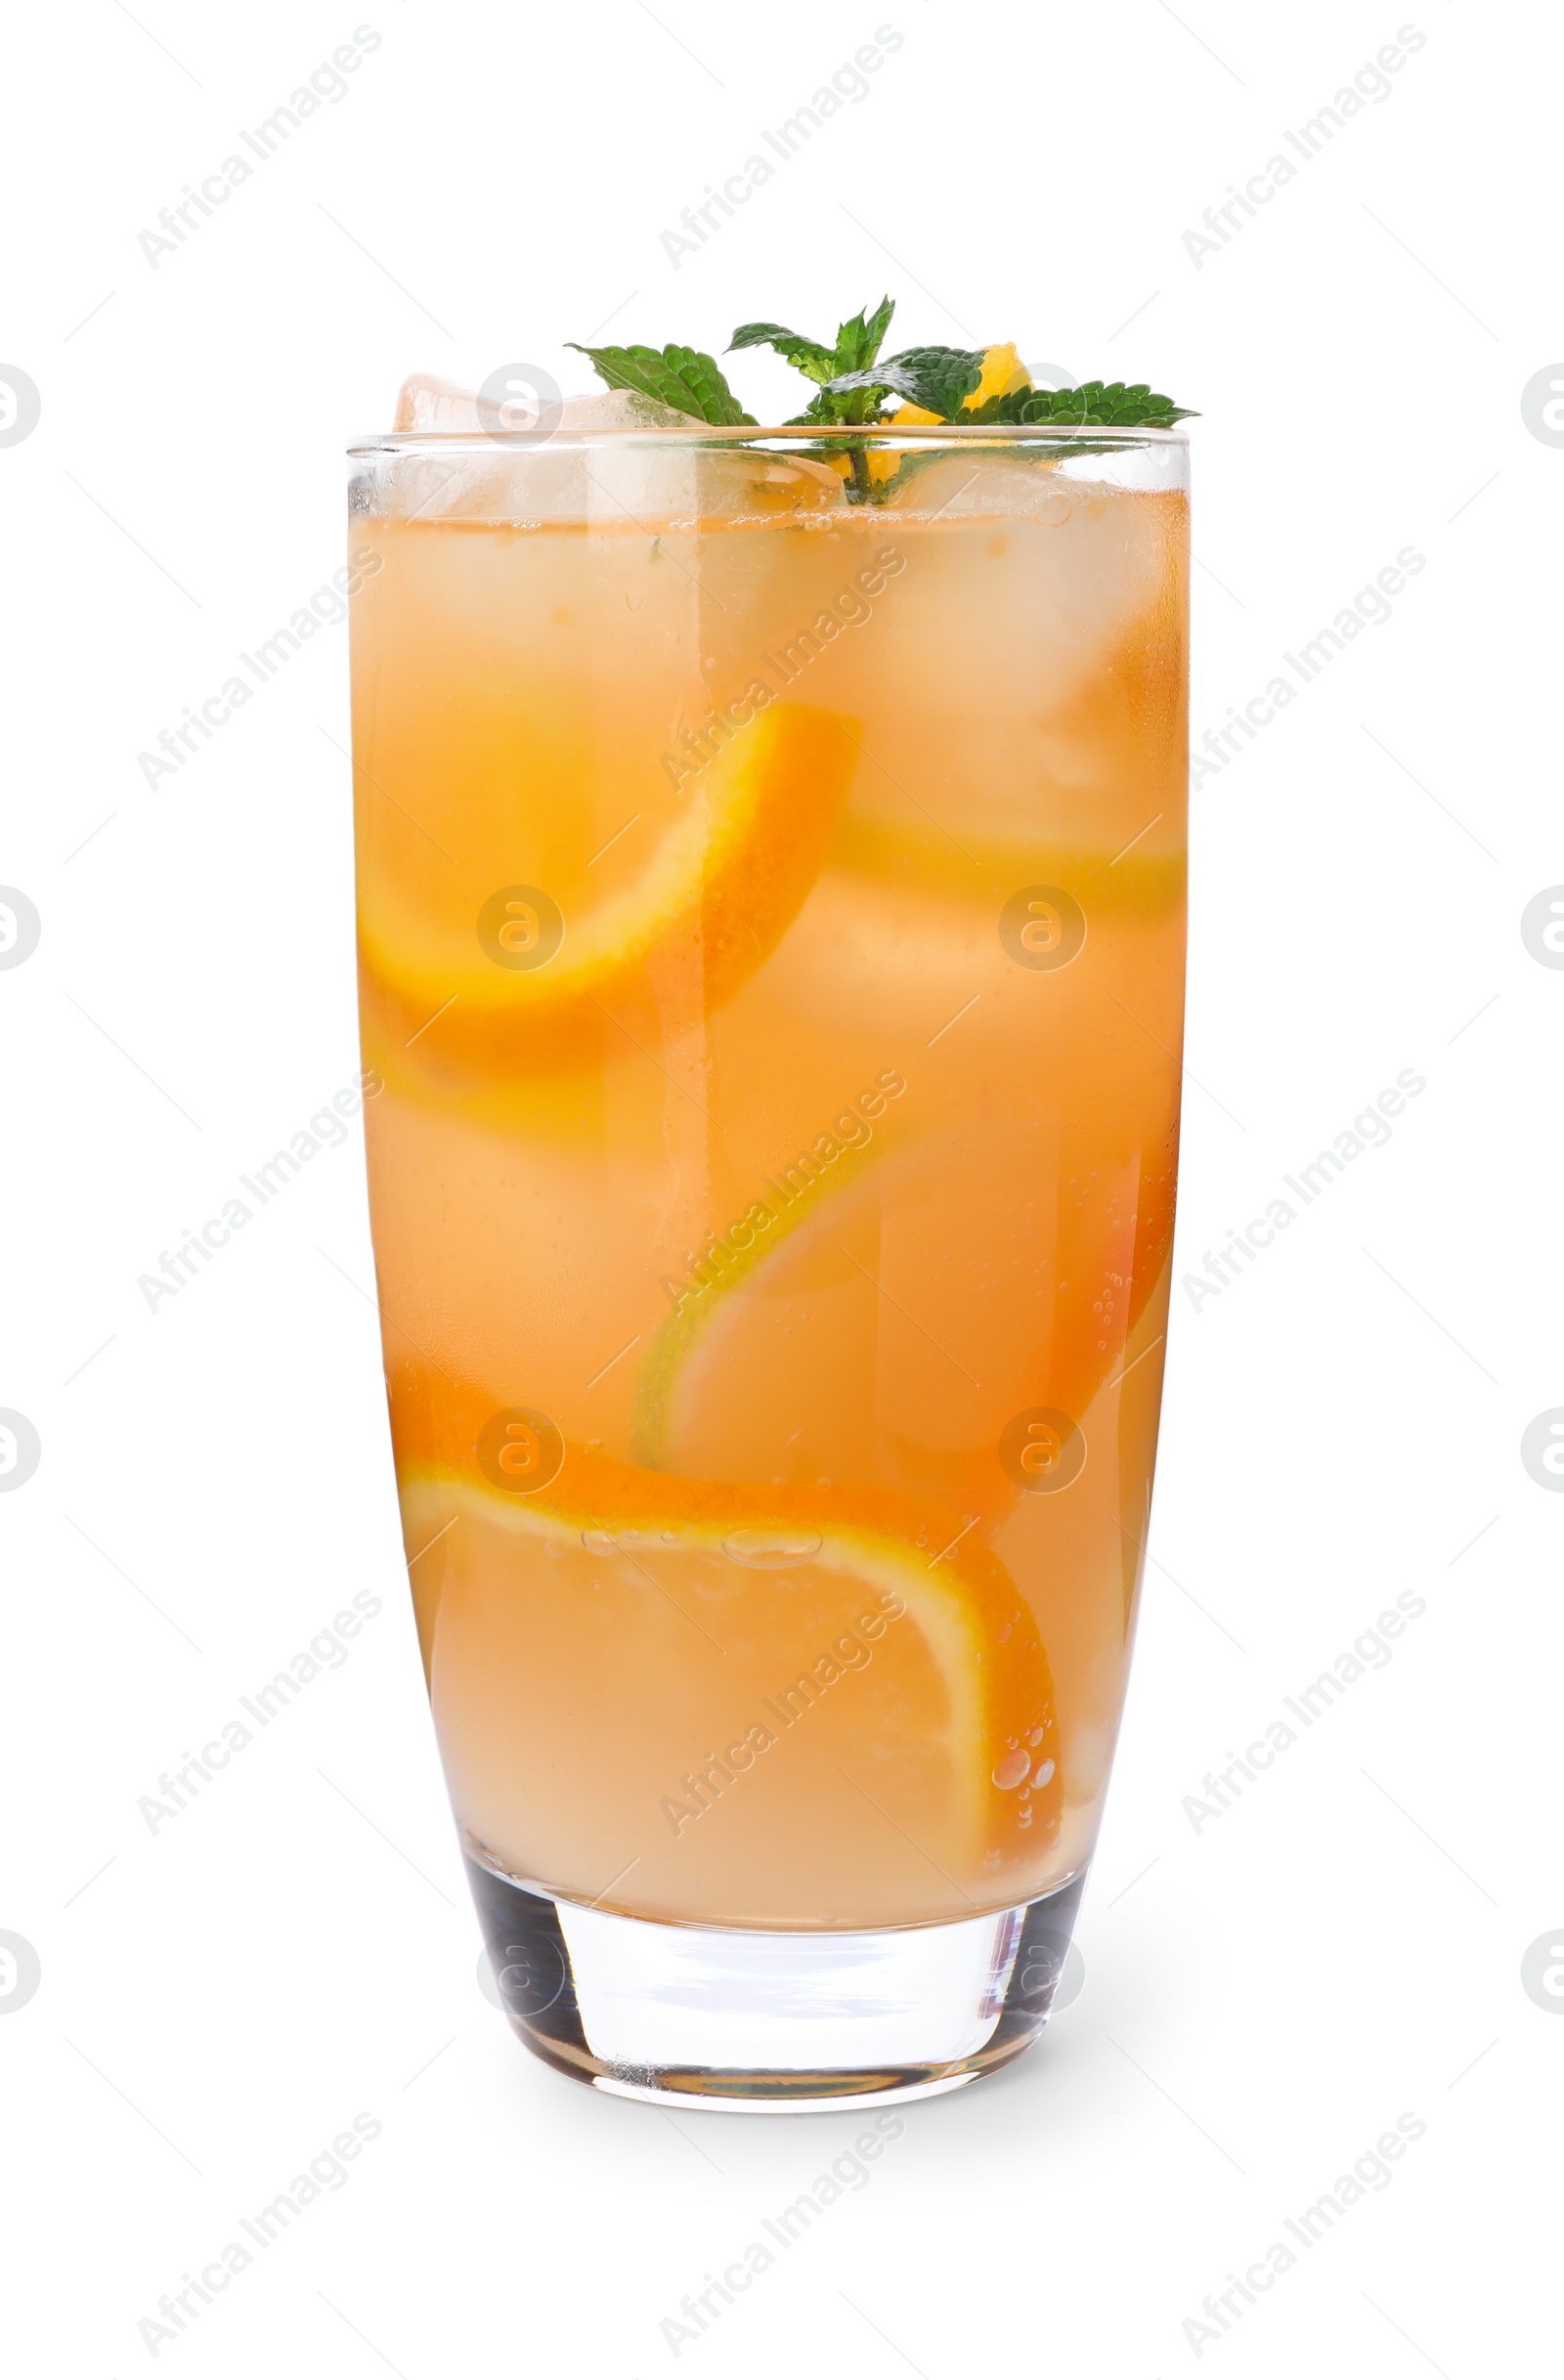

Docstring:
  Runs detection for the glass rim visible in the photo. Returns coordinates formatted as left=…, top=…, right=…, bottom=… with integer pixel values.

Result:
left=347, top=421, right=1190, bottom=458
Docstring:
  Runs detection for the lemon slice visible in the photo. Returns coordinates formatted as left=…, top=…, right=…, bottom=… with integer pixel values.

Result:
left=630, top=1120, right=1177, bottom=1523
left=357, top=701, right=859, bottom=1068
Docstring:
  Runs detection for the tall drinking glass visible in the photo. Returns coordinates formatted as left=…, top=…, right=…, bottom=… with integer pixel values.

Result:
left=347, top=421, right=1188, bottom=2106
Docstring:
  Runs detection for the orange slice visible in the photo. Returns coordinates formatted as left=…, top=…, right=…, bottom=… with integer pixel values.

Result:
left=357, top=700, right=859, bottom=1075
left=389, top=1372, right=1062, bottom=1906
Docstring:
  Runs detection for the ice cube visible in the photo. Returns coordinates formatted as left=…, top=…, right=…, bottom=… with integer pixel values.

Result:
left=392, top=373, right=702, bottom=436
left=393, top=372, right=483, bottom=432
left=880, top=448, right=1077, bottom=522
left=369, top=373, right=846, bottom=529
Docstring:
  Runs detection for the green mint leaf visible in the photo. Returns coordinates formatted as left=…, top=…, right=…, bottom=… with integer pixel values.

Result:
left=826, top=345, right=986, bottom=418
left=566, top=342, right=757, bottom=426
left=970, top=379, right=1196, bottom=428
left=726, top=322, right=837, bottom=385
left=831, top=296, right=895, bottom=375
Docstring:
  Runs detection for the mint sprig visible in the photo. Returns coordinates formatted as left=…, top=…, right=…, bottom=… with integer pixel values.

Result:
left=568, top=310, right=1195, bottom=499
left=563, top=342, right=756, bottom=426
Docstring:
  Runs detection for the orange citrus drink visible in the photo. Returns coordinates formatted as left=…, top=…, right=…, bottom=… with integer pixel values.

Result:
left=349, top=418, right=1187, bottom=1936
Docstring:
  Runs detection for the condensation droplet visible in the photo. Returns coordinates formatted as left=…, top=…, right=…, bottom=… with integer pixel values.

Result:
left=1032, top=1757, right=1056, bottom=1788
left=581, top=1529, right=617, bottom=1556
left=721, top=1528, right=823, bottom=1571
left=660, top=1531, right=679, bottom=1546
left=992, top=1749, right=1030, bottom=1791
left=1023, top=1724, right=1044, bottom=1748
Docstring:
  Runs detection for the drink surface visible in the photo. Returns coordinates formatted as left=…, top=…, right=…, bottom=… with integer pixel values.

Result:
left=350, top=437, right=1188, bottom=1929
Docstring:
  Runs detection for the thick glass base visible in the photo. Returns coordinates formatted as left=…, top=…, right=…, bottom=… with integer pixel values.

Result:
left=465, top=1846, right=1086, bottom=2109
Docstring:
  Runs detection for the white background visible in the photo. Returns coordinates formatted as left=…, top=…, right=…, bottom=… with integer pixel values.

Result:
left=3, top=2, right=1559, bottom=2372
